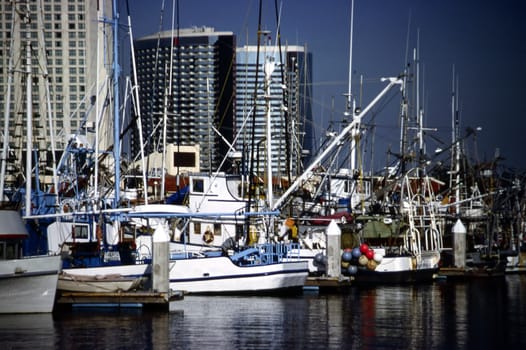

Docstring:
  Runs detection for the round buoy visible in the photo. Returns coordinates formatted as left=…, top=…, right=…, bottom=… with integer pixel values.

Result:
left=314, top=253, right=326, bottom=266
left=342, top=250, right=353, bottom=262
left=367, top=259, right=377, bottom=270
left=358, top=254, right=369, bottom=266
left=373, top=252, right=383, bottom=263
left=352, top=247, right=361, bottom=258
left=359, top=243, right=369, bottom=254
left=365, top=248, right=375, bottom=260
left=347, top=265, right=358, bottom=275
left=341, top=261, right=350, bottom=269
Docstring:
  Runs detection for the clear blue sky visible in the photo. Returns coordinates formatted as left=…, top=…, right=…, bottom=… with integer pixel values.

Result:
left=126, top=0, right=526, bottom=171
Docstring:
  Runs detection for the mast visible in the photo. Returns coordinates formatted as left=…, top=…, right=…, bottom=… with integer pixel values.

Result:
left=112, top=0, right=121, bottom=209
left=0, top=4, right=17, bottom=202
left=415, top=30, right=425, bottom=168
left=126, top=0, right=148, bottom=204
left=264, top=56, right=276, bottom=208
left=450, top=65, right=461, bottom=214
left=36, top=0, right=59, bottom=208
left=347, top=0, right=356, bottom=173
left=25, top=17, right=33, bottom=215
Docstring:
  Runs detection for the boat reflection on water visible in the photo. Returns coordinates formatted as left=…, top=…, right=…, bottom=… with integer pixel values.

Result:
left=1, top=276, right=525, bottom=349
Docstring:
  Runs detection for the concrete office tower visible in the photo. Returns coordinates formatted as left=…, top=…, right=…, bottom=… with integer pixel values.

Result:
left=0, top=0, right=110, bottom=187
left=235, top=43, right=313, bottom=180
left=133, top=26, right=236, bottom=175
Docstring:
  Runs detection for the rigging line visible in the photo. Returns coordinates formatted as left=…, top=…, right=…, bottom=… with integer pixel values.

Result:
left=273, top=0, right=292, bottom=188
left=247, top=0, right=264, bottom=212
left=214, top=46, right=236, bottom=128
left=146, top=0, right=166, bottom=153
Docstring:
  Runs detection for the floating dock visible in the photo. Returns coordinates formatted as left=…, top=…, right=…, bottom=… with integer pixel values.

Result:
left=304, top=276, right=353, bottom=293
left=437, top=267, right=506, bottom=279
left=55, top=290, right=184, bottom=310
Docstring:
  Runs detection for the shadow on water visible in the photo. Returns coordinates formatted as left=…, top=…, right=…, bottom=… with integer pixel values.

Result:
left=1, top=275, right=525, bottom=349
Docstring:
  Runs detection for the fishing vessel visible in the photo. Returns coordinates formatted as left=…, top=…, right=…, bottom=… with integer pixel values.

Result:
left=127, top=203, right=308, bottom=295
left=0, top=210, right=61, bottom=314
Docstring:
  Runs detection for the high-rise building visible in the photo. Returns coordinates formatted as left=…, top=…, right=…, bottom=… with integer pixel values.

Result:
left=132, top=26, right=236, bottom=175
left=235, top=43, right=313, bottom=179
left=0, top=0, right=110, bottom=186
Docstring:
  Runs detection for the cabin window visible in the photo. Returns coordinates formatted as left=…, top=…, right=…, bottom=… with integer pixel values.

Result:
left=193, top=222, right=201, bottom=235
left=0, top=241, right=18, bottom=260
left=236, top=224, right=244, bottom=238
left=73, top=225, right=89, bottom=239
left=192, top=179, right=204, bottom=193
left=214, top=223, right=221, bottom=236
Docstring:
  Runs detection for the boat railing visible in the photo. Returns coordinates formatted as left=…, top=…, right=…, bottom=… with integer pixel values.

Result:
left=231, top=242, right=302, bottom=266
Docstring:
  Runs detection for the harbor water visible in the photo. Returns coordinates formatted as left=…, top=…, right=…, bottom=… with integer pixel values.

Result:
left=1, top=275, right=526, bottom=349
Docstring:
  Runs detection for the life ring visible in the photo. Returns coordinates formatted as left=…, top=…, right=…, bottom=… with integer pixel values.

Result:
left=202, top=230, right=214, bottom=244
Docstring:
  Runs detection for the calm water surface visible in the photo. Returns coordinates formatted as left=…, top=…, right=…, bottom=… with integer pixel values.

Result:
left=1, top=275, right=525, bottom=349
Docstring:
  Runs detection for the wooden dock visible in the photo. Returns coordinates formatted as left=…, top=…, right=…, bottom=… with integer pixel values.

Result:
left=437, top=267, right=506, bottom=280
left=304, top=276, right=353, bottom=293
left=55, top=290, right=184, bottom=310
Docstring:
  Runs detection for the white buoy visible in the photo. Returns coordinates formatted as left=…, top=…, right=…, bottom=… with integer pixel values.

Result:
left=325, top=220, right=342, bottom=278
left=452, top=218, right=467, bottom=268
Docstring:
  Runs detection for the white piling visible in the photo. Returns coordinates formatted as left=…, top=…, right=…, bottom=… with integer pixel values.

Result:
left=326, top=220, right=342, bottom=278
left=452, top=219, right=467, bottom=268
left=152, top=224, right=170, bottom=295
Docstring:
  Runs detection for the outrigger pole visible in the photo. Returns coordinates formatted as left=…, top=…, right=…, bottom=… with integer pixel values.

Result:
left=271, top=77, right=403, bottom=211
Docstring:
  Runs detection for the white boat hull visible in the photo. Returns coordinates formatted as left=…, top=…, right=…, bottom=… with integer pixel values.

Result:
left=0, top=255, right=61, bottom=314
left=169, top=257, right=309, bottom=294
left=58, top=273, right=144, bottom=293
left=352, top=251, right=441, bottom=284
left=58, top=251, right=308, bottom=295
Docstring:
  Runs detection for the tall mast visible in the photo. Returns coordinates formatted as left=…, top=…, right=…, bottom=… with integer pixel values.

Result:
left=399, top=13, right=411, bottom=175
left=264, top=56, right=275, bottom=208
left=112, top=0, right=121, bottom=209
left=348, top=0, right=356, bottom=173
left=415, top=30, right=424, bottom=167
left=126, top=0, right=148, bottom=204
left=0, top=4, right=17, bottom=202
left=25, top=24, right=33, bottom=214
left=450, top=65, right=461, bottom=213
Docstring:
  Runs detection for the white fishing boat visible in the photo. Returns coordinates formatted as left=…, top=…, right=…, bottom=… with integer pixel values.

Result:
left=0, top=210, right=61, bottom=314
left=168, top=243, right=308, bottom=294
left=126, top=204, right=309, bottom=295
